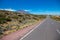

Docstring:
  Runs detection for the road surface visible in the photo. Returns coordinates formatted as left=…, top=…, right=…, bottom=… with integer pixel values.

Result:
left=20, top=16, right=60, bottom=40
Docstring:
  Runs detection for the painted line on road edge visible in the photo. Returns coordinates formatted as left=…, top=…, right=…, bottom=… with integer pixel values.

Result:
left=20, top=19, right=46, bottom=40
left=56, top=29, right=60, bottom=34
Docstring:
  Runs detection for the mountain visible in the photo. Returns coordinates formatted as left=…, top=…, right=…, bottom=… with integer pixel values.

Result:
left=17, top=10, right=31, bottom=14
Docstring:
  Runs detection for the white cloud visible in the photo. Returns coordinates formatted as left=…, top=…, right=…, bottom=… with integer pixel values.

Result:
left=24, top=9, right=31, bottom=12
left=0, top=8, right=16, bottom=11
left=5, top=8, right=16, bottom=11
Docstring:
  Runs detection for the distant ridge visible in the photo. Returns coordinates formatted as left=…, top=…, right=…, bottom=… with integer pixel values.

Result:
left=17, top=10, right=31, bottom=14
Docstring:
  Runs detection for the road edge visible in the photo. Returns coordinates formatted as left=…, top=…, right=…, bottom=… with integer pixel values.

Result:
left=20, top=19, right=46, bottom=40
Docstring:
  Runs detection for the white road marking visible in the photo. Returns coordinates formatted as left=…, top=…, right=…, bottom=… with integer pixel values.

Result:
left=20, top=19, right=46, bottom=40
left=56, top=29, right=60, bottom=34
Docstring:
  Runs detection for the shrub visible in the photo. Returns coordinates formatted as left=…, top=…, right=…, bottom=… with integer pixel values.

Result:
left=6, top=18, right=11, bottom=21
left=13, top=16, right=19, bottom=19
left=0, top=26, right=3, bottom=35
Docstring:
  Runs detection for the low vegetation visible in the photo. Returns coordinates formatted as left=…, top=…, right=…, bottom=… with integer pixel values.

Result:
left=50, top=15, right=60, bottom=21
left=0, top=10, right=46, bottom=38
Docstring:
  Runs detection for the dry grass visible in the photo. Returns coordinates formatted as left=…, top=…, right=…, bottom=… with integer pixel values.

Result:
left=50, top=15, right=60, bottom=21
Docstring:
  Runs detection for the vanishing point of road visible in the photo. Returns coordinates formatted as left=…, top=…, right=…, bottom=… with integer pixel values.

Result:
left=20, top=16, right=60, bottom=40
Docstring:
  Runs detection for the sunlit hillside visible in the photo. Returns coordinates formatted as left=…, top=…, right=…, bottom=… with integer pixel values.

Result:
left=0, top=10, right=46, bottom=38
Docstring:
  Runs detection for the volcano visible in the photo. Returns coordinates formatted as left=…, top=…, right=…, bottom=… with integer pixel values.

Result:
left=17, top=10, right=31, bottom=14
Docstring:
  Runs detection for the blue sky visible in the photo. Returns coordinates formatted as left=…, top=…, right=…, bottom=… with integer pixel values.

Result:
left=0, top=0, right=60, bottom=15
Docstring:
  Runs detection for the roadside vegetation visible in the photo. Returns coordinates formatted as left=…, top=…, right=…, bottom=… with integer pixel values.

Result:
left=0, top=10, right=46, bottom=38
left=50, top=15, right=60, bottom=21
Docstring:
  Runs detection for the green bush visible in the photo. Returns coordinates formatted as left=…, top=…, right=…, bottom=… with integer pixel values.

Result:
left=0, top=26, right=4, bottom=35
left=13, top=16, right=19, bottom=19
left=6, top=18, right=11, bottom=21
left=0, top=17, right=11, bottom=24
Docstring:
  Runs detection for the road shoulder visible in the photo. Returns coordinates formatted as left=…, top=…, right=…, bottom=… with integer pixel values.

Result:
left=0, top=20, right=44, bottom=40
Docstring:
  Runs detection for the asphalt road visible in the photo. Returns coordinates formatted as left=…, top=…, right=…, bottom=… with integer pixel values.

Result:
left=20, top=17, right=60, bottom=40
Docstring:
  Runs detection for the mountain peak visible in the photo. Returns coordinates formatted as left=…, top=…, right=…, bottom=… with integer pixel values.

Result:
left=17, top=10, right=31, bottom=14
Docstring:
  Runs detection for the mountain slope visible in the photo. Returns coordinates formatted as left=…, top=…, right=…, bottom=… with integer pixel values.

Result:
left=0, top=10, right=46, bottom=38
